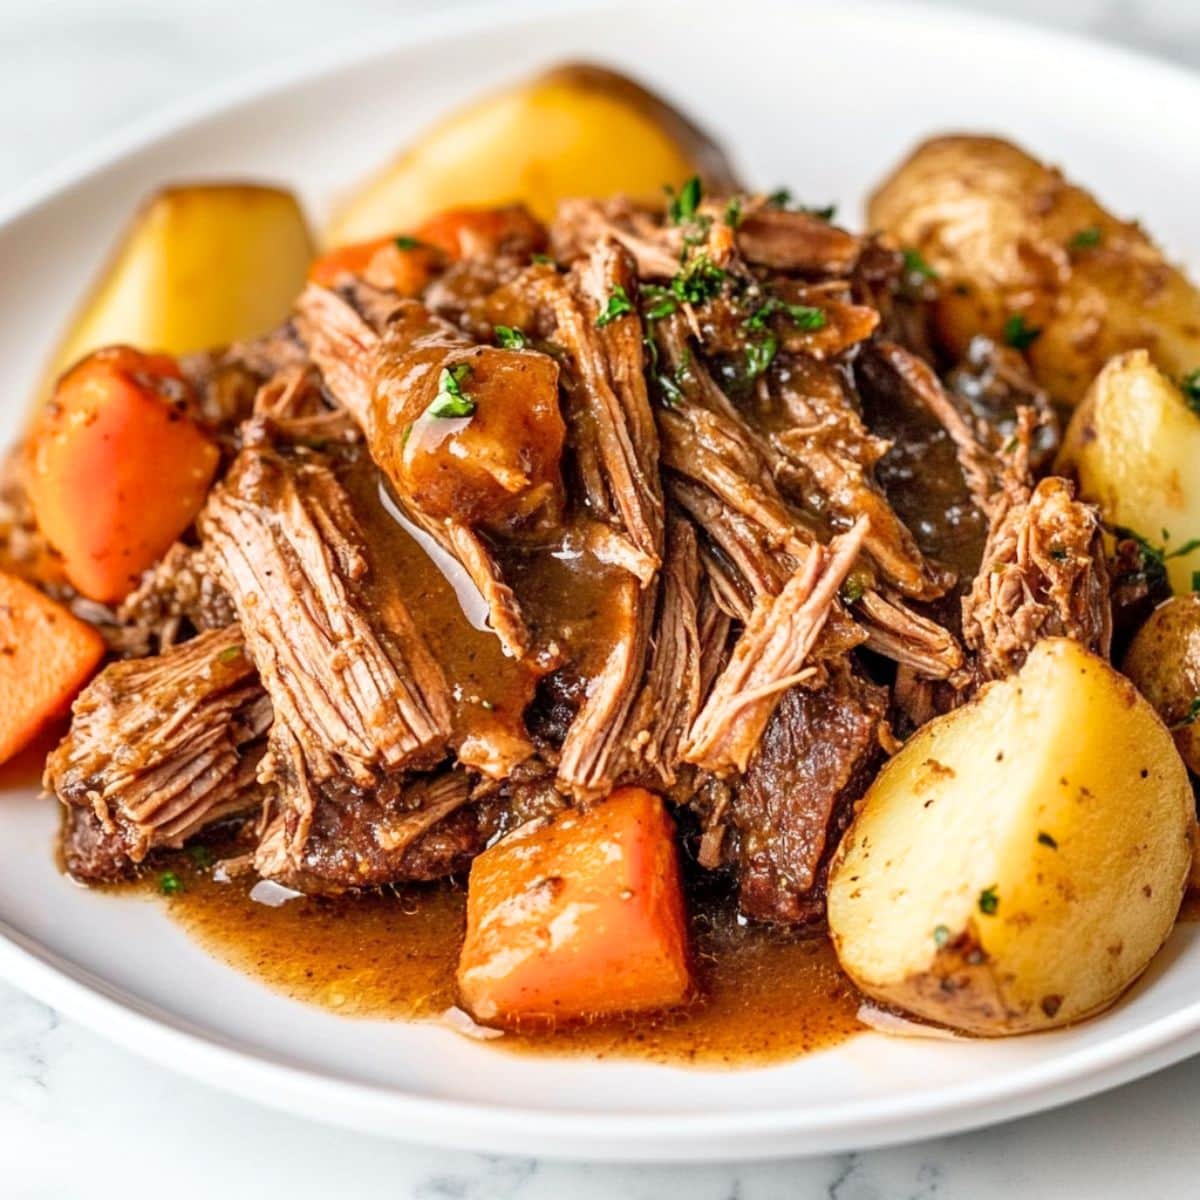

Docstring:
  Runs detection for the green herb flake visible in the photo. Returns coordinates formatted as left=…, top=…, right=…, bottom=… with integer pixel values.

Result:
left=902, top=247, right=939, bottom=280
left=216, top=644, right=243, bottom=665
left=802, top=203, right=837, bottom=221
left=978, top=885, right=999, bottom=916
left=159, top=871, right=183, bottom=896
left=656, top=371, right=684, bottom=408
left=394, top=235, right=424, bottom=250
left=1192, top=569, right=1200, bottom=592
left=1037, top=831, right=1059, bottom=850
left=933, top=924, right=951, bottom=948
left=1182, top=368, right=1200, bottom=415
left=1069, top=227, right=1102, bottom=250
left=530, top=252, right=556, bottom=265
left=493, top=325, right=528, bottom=350
left=641, top=284, right=679, bottom=321
left=428, top=362, right=476, bottom=419
left=723, top=197, right=743, bottom=229
left=1171, top=696, right=1200, bottom=731
left=187, top=845, right=214, bottom=869
left=595, top=284, right=635, bottom=327
left=670, top=254, right=727, bottom=306
left=667, top=176, right=703, bottom=226
left=766, top=187, right=792, bottom=209
left=841, top=576, right=865, bottom=605
left=785, top=303, right=827, bottom=331
left=745, top=333, right=778, bottom=380
left=1003, top=314, right=1043, bottom=350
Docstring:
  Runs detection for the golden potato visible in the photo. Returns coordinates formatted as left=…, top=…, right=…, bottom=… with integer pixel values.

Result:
left=868, top=135, right=1200, bottom=406
left=1123, top=594, right=1200, bottom=776
left=828, top=638, right=1194, bottom=1036
left=325, top=62, right=739, bottom=246
left=41, top=184, right=314, bottom=403
left=1058, top=350, right=1200, bottom=593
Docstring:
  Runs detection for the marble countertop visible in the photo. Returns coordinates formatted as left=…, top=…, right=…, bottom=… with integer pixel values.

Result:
left=4, top=1, right=1200, bottom=1196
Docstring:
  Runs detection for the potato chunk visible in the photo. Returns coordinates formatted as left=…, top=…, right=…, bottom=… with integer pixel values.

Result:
left=828, top=639, right=1193, bottom=1035
left=1058, top=351, right=1200, bottom=594
left=1123, top=594, right=1200, bottom=776
left=325, top=63, right=738, bottom=245
left=41, top=185, right=313, bottom=403
left=868, top=136, right=1200, bottom=406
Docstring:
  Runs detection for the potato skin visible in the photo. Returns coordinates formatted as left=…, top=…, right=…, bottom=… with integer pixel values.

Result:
left=1058, top=350, right=1200, bottom=594
left=828, top=639, right=1194, bottom=1036
left=868, top=136, right=1200, bottom=407
left=1123, top=594, right=1200, bottom=776
left=325, top=62, right=740, bottom=246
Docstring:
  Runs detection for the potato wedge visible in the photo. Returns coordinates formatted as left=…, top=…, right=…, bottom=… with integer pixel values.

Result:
left=41, top=184, right=314, bottom=403
left=828, top=638, right=1193, bottom=1036
left=325, top=62, right=739, bottom=246
left=1123, top=594, right=1200, bottom=776
left=1058, top=350, right=1200, bottom=593
left=868, top=136, right=1200, bottom=406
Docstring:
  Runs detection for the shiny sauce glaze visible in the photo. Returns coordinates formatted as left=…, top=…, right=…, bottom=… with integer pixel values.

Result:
left=132, top=851, right=863, bottom=1066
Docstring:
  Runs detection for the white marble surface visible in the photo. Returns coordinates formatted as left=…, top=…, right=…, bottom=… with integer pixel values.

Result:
left=4, top=1, right=1200, bottom=1196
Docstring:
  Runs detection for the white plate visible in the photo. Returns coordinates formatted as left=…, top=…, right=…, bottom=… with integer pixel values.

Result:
left=2, top=0, right=1199, bottom=1163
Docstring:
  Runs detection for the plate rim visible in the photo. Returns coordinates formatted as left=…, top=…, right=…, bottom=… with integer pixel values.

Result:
left=4, top=0, right=1200, bottom=1160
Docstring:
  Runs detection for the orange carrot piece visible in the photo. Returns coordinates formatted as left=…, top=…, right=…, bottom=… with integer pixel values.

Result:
left=415, top=205, right=546, bottom=261
left=457, top=786, right=691, bottom=1026
left=26, top=346, right=220, bottom=603
left=308, top=235, right=443, bottom=297
left=0, top=571, right=104, bottom=765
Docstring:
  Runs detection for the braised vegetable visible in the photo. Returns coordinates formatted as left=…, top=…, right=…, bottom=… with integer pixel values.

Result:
left=40, top=185, right=313, bottom=405
left=828, top=639, right=1194, bottom=1035
left=25, top=347, right=219, bottom=602
left=0, top=571, right=105, bottom=765
left=1058, top=350, right=1200, bottom=594
left=324, top=63, right=739, bottom=245
left=307, top=234, right=443, bottom=295
left=457, top=786, right=691, bottom=1025
left=868, top=135, right=1200, bottom=406
left=1123, top=594, right=1200, bottom=776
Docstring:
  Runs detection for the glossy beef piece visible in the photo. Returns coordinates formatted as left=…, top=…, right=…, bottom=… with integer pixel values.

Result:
left=729, top=666, right=886, bottom=924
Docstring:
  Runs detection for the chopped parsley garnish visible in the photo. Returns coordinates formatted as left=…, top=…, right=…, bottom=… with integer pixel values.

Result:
left=493, top=325, right=527, bottom=349
left=1069, top=226, right=1102, bottom=250
left=902, top=247, right=939, bottom=280
left=745, top=333, right=778, bottom=380
left=766, top=187, right=792, bottom=209
left=1037, top=831, right=1059, bottom=850
left=187, top=845, right=214, bottom=869
left=1003, top=313, right=1042, bottom=350
left=841, top=576, right=865, bottom=604
left=802, top=203, right=837, bottom=221
left=216, top=644, right=243, bottom=665
left=670, top=254, right=727, bottom=306
left=667, top=176, right=702, bottom=226
left=428, top=362, right=475, bottom=418
left=744, top=297, right=828, bottom=334
left=595, top=284, right=635, bottom=327
left=1192, top=569, right=1200, bottom=592
left=933, top=924, right=951, bottom=948
left=159, top=871, right=183, bottom=896
left=394, top=235, right=424, bottom=250
left=1170, top=696, right=1200, bottom=731
left=723, top=197, right=742, bottom=229
left=978, top=885, right=999, bottom=915
left=1182, top=368, right=1200, bottom=415
left=762, top=189, right=836, bottom=220
left=530, top=252, right=556, bottom=265
left=641, top=284, right=679, bottom=321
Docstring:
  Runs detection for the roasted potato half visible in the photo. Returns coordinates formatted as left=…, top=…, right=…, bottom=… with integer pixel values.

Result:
left=868, top=135, right=1200, bottom=406
left=1058, top=350, right=1200, bottom=594
left=41, top=184, right=314, bottom=404
left=325, top=62, right=739, bottom=246
left=828, top=638, right=1194, bottom=1036
left=1123, top=594, right=1200, bottom=777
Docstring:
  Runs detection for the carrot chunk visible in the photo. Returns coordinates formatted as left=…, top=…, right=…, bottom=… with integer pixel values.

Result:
left=26, top=346, right=220, bottom=603
left=457, top=786, right=691, bottom=1026
left=307, top=235, right=442, bottom=296
left=414, top=205, right=546, bottom=261
left=0, top=571, right=104, bottom=765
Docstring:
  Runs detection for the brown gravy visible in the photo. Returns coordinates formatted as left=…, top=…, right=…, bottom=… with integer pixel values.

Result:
left=133, top=853, right=863, bottom=1067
